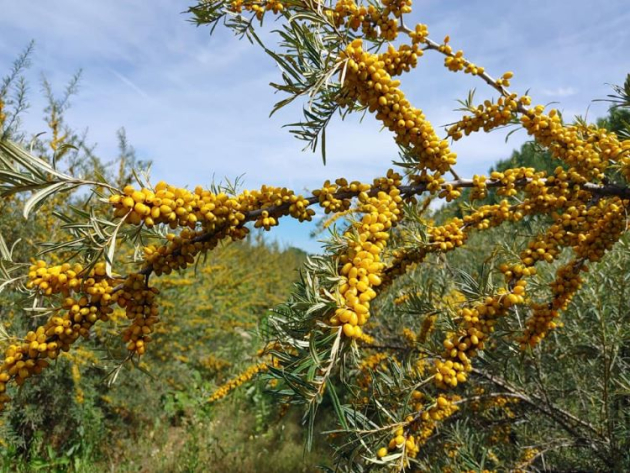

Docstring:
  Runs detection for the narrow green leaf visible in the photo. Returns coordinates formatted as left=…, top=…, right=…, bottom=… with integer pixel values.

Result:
left=321, top=126, right=326, bottom=164
left=104, top=222, right=123, bottom=277
left=327, top=382, right=348, bottom=430
left=0, top=232, right=10, bottom=260
left=23, top=181, right=69, bottom=219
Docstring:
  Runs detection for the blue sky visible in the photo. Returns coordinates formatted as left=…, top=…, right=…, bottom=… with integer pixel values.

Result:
left=1, top=0, right=629, bottom=252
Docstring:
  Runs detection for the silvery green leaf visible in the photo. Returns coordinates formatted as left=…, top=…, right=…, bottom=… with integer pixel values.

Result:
left=23, top=181, right=71, bottom=219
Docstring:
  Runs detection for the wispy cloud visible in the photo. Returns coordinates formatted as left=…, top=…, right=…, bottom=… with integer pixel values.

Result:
left=109, top=69, right=150, bottom=99
left=541, top=86, right=578, bottom=98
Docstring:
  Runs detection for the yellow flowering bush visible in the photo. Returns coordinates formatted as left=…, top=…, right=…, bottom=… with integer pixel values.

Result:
left=0, top=1, right=629, bottom=471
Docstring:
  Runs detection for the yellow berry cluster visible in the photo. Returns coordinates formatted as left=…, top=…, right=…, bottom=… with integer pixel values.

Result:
left=379, top=43, right=422, bottom=77
left=228, top=0, right=284, bottom=20
left=118, top=274, right=159, bottom=356
left=572, top=198, right=626, bottom=261
left=447, top=94, right=529, bottom=140
left=327, top=0, right=400, bottom=41
left=340, top=39, right=456, bottom=190
left=1, top=262, right=117, bottom=411
left=252, top=184, right=315, bottom=224
left=26, top=260, right=92, bottom=296
left=377, top=394, right=459, bottom=461
left=427, top=182, right=627, bottom=382
left=470, top=174, right=488, bottom=201
left=437, top=38, right=485, bottom=77
left=410, top=26, right=630, bottom=183
left=464, top=200, right=521, bottom=230
left=521, top=107, right=629, bottom=180
left=331, top=174, right=404, bottom=338
left=407, top=23, right=429, bottom=44
left=437, top=183, right=461, bottom=202
left=436, top=279, right=528, bottom=389
left=312, top=178, right=358, bottom=214
left=208, top=361, right=269, bottom=402
left=329, top=0, right=365, bottom=31
left=427, top=219, right=466, bottom=251
left=381, top=0, right=412, bottom=18
left=498, top=262, right=537, bottom=282
left=26, top=263, right=117, bottom=351
left=385, top=216, right=472, bottom=284
left=0, top=345, right=49, bottom=409
left=520, top=232, right=561, bottom=267
left=109, top=182, right=314, bottom=231
left=377, top=426, right=420, bottom=459
left=491, top=167, right=545, bottom=197
left=385, top=185, right=547, bottom=287
left=111, top=182, right=316, bottom=276
left=143, top=229, right=218, bottom=276
left=519, top=197, right=627, bottom=346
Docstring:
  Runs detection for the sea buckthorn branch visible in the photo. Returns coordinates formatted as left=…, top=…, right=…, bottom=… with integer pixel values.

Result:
left=191, top=0, right=411, bottom=42
left=113, top=177, right=500, bottom=279
left=369, top=356, right=611, bottom=467
left=518, top=196, right=627, bottom=346
left=398, top=23, right=519, bottom=100
left=338, top=38, right=456, bottom=192
left=432, top=195, right=628, bottom=387
left=327, top=171, right=406, bottom=340
left=395, top=199, right=627, bottom=453
left=0, top=170, right=405, bottom=411
left=373, top=392, right=462, bottom=464
left=208, top=359, right=276, bottom=402
left=379, top=178, right=629, bottom=295
left=190, top=1, right=505, bottom=181
left=192, top=0, right=630, bottom=193
left=470, top=368, right=607, bottom=445
left=114, top=170, right=621, bottom=301
left=0, top=261, right=118, bottom=411
left=0, top=261, right=164, bottom=401
left=363, top=193, right=627, bottom=464
left=192, top=0, right=630, bottom=197
left=124, top=176, right=630, bottom=279
left=447, top=93, right=529, bottom=141
left=319, top=347, right=440, bottom=465
left=521, top=108, right=630, bottom=181
left=396, top=22, right=630, bottom=184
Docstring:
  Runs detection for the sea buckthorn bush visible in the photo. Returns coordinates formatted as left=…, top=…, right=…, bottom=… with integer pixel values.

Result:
left=1, top=1, right=630, bottom=471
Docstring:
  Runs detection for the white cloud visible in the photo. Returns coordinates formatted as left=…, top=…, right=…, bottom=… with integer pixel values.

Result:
left=541, top=86, right=578, bottom=98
